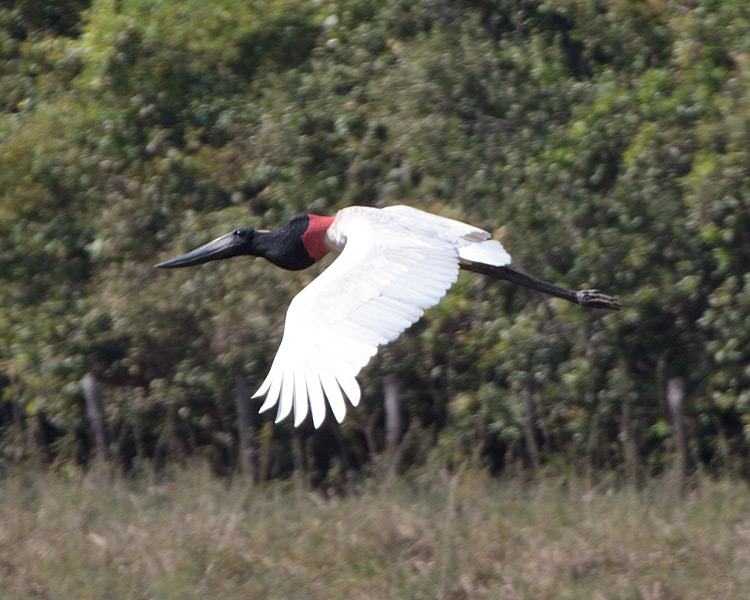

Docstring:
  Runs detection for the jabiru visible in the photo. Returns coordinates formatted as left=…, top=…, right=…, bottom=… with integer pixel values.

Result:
left=156, top=205, right=620, bottom=428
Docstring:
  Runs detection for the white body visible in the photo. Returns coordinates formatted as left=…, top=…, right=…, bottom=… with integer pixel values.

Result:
left=253, top=205, right=511, bottom=427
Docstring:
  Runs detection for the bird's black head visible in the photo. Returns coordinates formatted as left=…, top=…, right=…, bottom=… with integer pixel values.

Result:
left=155, top=227, right=258, bottom=269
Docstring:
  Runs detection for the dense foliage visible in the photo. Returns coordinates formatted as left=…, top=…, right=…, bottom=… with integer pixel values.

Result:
left=2, top=0, right=750, bottom=481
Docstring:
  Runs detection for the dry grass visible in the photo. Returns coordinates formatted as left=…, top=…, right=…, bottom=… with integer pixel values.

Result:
left=1, top=465, right=749, bottom=599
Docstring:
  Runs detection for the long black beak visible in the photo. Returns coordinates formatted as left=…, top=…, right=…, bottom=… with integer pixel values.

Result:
left=155, top=231, right=242, bottom=269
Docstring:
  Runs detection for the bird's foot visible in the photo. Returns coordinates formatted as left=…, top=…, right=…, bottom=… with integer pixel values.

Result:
left=576, top=289, right=621, bottom=310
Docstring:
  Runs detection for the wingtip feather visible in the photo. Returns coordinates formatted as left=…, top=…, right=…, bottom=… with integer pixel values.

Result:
left=306, top=370, right=327, bottom=429
left=275, top=370, right=294, bottom=423
left=293, top=370, right=309, bottom=427
left=338, top=374, right=361, bottom=408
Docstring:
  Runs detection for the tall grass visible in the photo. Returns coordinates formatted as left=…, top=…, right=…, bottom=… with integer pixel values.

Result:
left=1, top=465, right=749, bottom=599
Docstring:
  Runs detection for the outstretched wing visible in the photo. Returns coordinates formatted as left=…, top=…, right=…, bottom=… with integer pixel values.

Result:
left=252, top=216, right=461, bottom=428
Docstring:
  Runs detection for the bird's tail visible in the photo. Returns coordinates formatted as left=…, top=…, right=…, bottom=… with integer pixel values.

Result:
left=460, top=262, right=621, bottom=310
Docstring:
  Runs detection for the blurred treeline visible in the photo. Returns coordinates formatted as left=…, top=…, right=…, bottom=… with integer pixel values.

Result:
left=1, top=0, right=750, bottom=483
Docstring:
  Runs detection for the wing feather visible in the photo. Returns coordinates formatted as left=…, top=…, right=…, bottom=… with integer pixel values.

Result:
left=253, top=209, right=466, bottom=427
left=337, top=373, right=361, bottom=407
left=293, top=369, right=309, bottom=426
left=305, top=368, right=327, bottom=428
left=276, top=368, right=294, bottom=423
left=320, top=370, right=347, bottom=424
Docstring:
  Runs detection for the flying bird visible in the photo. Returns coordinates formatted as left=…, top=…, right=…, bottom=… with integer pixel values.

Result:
left=156, top=205, right=619, bottom=428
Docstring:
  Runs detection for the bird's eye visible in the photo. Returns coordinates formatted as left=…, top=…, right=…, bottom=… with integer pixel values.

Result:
left=235, top=229, right=246, bottom=238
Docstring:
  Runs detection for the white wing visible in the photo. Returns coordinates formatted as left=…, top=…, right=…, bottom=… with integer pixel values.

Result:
left=383, top=205, right=510, bottom=266
left=252, top=214, right=461, bottom=428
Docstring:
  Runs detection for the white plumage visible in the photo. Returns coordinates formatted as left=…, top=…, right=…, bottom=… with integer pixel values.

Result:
left=252, top=205, right=511, bottom=428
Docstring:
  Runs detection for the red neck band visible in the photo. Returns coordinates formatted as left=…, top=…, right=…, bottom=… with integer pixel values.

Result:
left=301, top=214, right=335, bottom=262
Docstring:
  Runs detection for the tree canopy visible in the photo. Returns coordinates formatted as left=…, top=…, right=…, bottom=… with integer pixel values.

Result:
left=2, top=0, right=750, bottom=481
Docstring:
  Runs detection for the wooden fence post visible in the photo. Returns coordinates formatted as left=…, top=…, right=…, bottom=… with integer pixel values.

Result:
left=666, top=377, right=688, bottom=491
left=621, top=395, right=639, bottom=486
left=82, top=372, right=110, bottom=462
left=522, top=380, right=541, bottom=474
left=384, top=374, right=402, bottom=452
left=235, top=375, right=256, bottom=481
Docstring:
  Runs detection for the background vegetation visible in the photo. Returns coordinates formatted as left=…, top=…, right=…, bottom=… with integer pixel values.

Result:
left=3, top=467, right=750, bottom=599
left=2, top=0, right=750, bottom=485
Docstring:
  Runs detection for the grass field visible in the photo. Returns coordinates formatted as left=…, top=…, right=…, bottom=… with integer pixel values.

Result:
left=1, top=465, right=749, bottom=599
